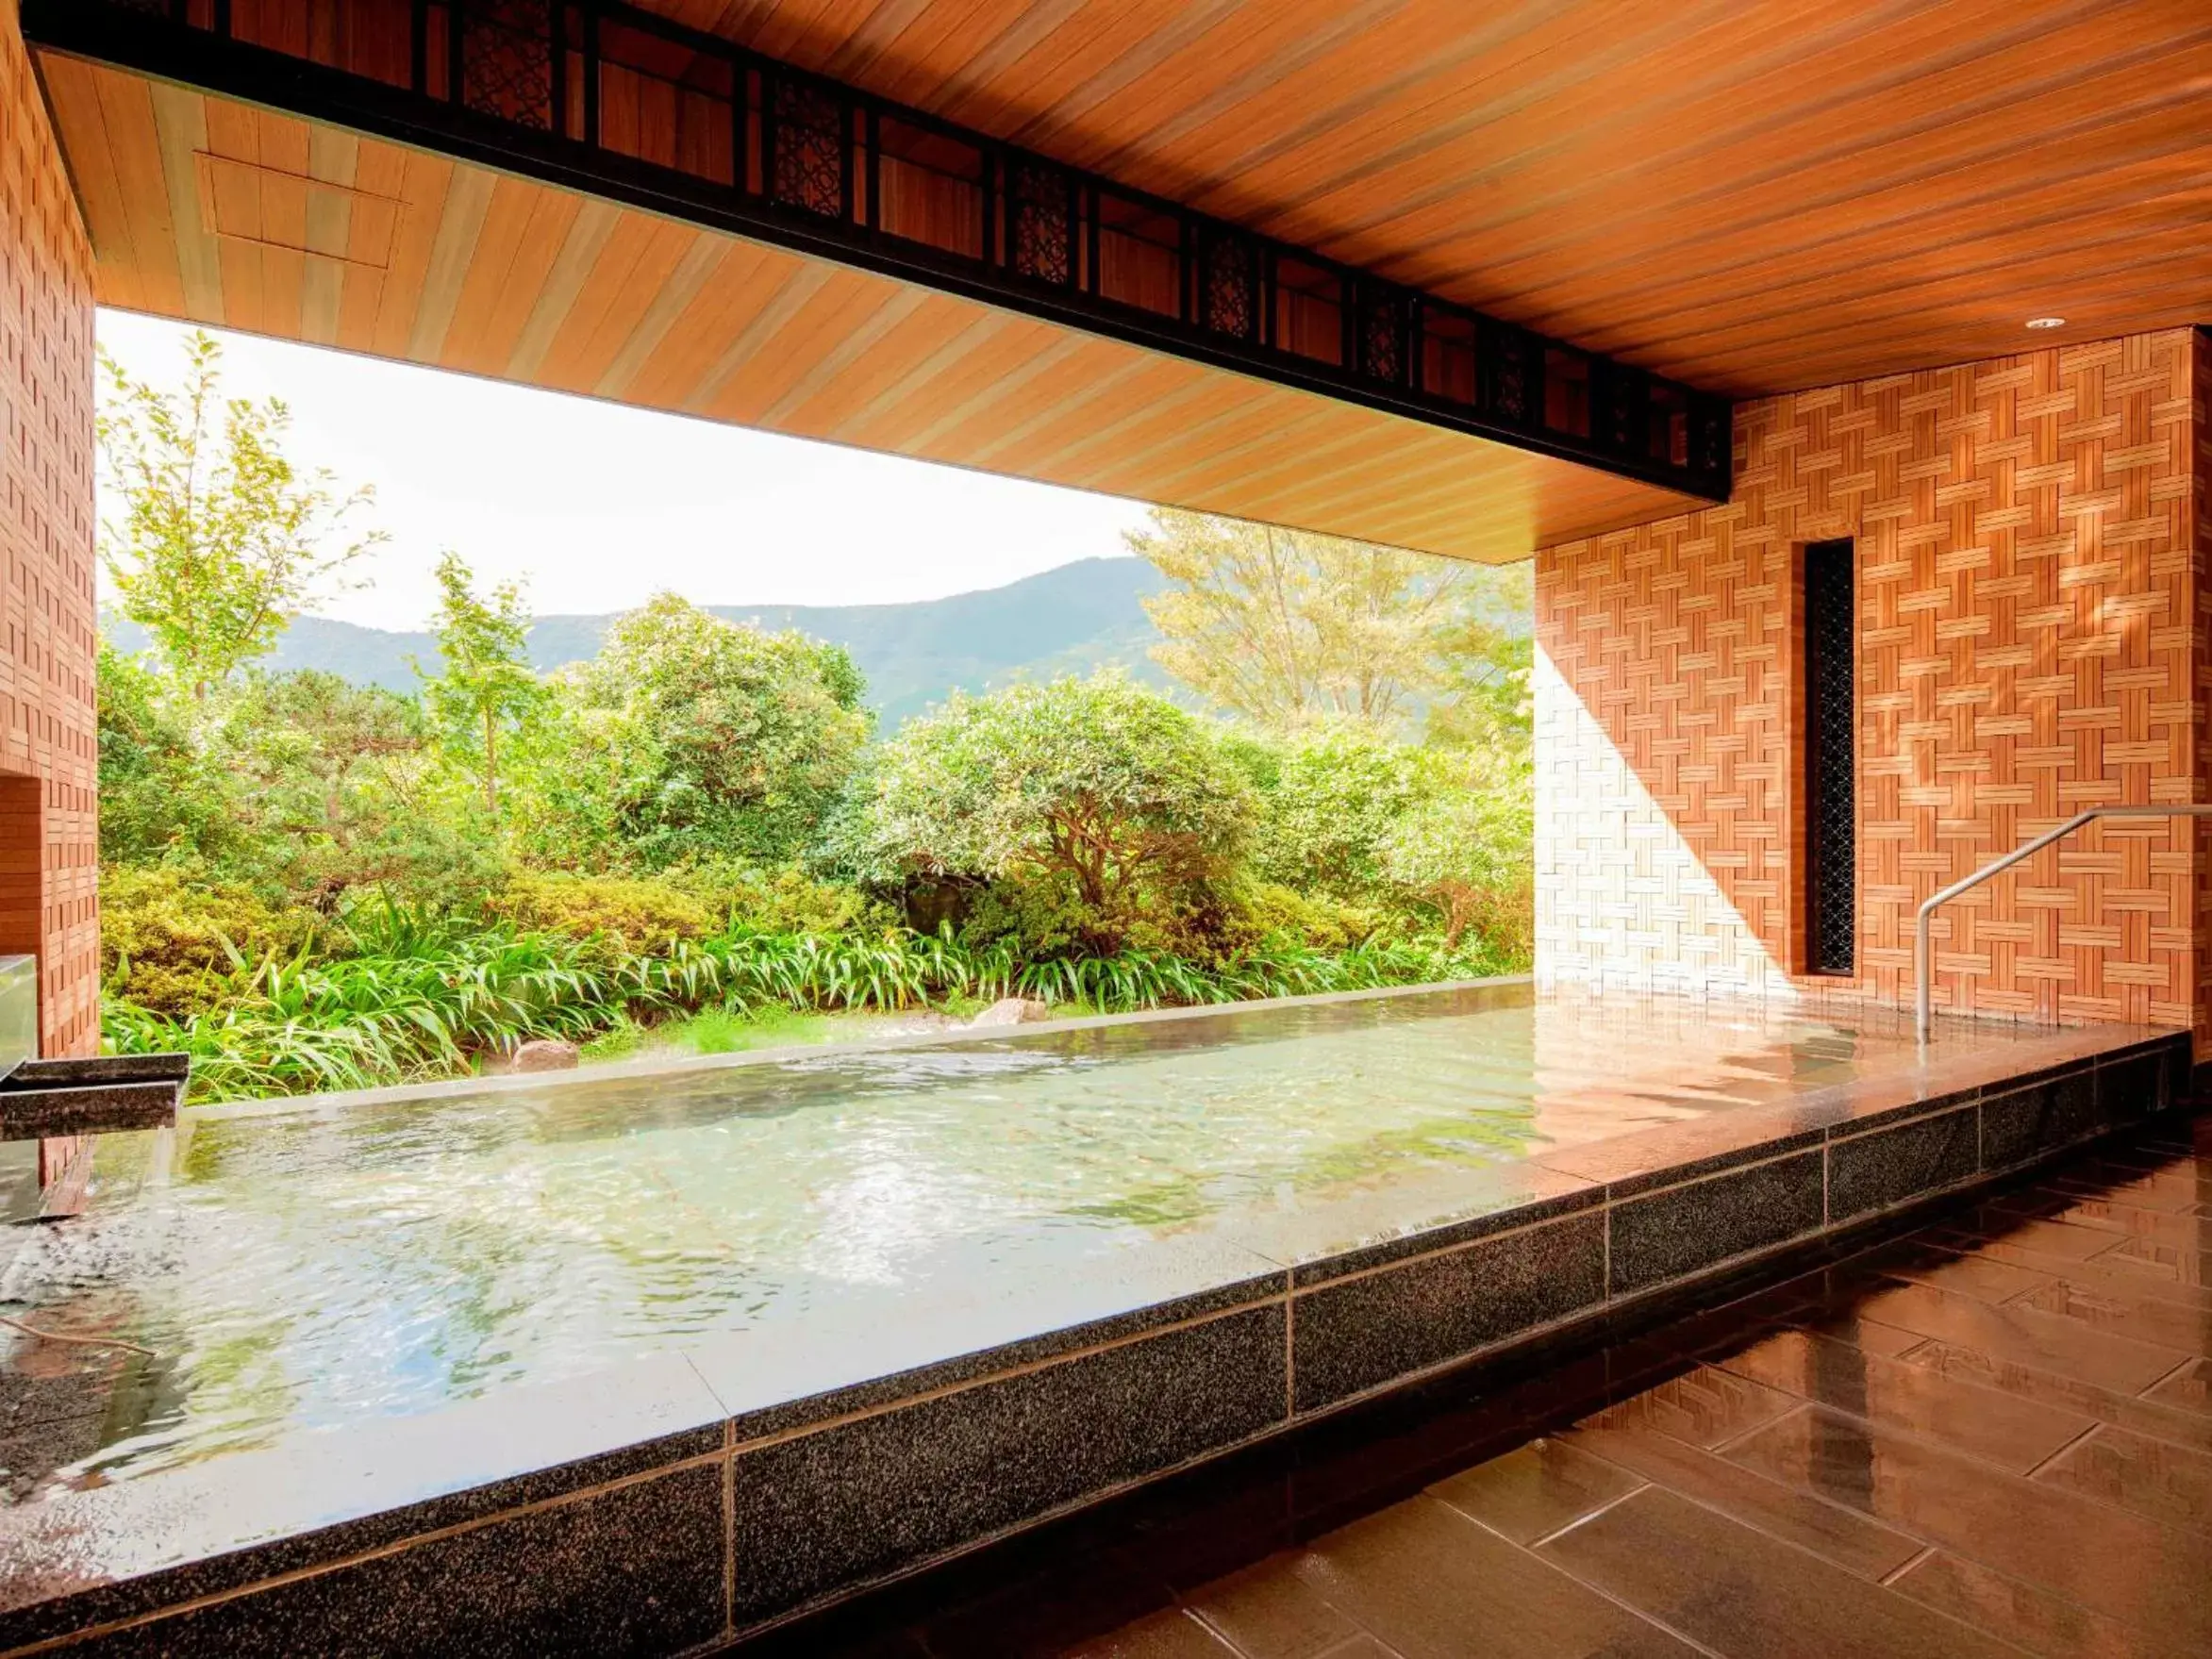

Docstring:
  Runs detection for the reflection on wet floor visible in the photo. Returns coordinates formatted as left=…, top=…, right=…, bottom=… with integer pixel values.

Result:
left=739, top=1109, right=2212, bottom=1659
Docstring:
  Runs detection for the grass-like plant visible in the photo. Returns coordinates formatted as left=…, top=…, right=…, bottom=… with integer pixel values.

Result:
left=108, top=915, right=1505, bottom=1104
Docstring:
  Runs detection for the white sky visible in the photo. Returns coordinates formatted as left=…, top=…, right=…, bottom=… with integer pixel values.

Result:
left=95, top=311, right=1150, bottom=633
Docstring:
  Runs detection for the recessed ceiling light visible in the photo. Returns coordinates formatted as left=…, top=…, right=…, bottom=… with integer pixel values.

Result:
left=2025, top=316, right=2067, bottom=329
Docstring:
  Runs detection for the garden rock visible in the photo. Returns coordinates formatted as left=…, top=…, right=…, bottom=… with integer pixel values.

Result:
left=510, top=1039, right=582, bottom=1072
left=877, top=1012, right=960, bottom=1037
left=970, top=998, right=1055, bottom=1028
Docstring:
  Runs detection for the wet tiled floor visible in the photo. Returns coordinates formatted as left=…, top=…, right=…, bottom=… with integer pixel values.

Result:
left=740, top=1108, right=2212, bottom=1659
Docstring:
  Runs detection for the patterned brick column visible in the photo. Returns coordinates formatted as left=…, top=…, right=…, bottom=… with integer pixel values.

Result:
left=1, top=0, right=102, bottom=1200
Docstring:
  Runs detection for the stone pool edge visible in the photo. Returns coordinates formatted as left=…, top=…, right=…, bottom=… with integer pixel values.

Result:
left=181, top=975, right=1537, bottom=1120
left=0, top=1020, right=2189, bottom=1656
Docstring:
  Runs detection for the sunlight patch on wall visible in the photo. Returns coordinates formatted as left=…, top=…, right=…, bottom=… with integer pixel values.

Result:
left=1533, top=646, right=1795, bottom=999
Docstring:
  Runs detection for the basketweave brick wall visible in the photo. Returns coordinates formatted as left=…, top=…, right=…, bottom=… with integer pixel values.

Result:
left=1535, top=328, right=2207, bottom=1042
left=2194, top=328, right=2212, bottom=1045
left=0, top=0, right=100, bottom=1063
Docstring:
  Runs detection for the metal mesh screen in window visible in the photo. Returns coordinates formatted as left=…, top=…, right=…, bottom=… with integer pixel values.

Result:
left=1805, top=538, right=1856, bottom=976
left=460, top=0, right=556, bottom=130
left=1007, top=161, right=1073, bottom=287
left=767, top=75, right=844, bottom=219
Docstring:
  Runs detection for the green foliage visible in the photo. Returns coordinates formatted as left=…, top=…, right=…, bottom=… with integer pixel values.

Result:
left=222, top=670, right=495, bottom=908
left=1426, top=561, right=1534, bottom=754
left=1220, top=880, right=1383, bottom=955
left=106, top=924, right=609, bottom=1099
left=853, top=672, right=1253, bottom=915
left=95, top=642, right=250, bottom=870
left=1246, top=722, right=1442, bottom=902
left=107, top=914, right=1512, bottom=1103
left=98, top=650, right=1531, bottom=1101
left=662, top=862, right=892, bottom=936
left=1378, top=752, right=1535, bottom=954
left=100, top=866, right=312, bottom=1018
left=955, top=874, right=1109, bottom=959
left=1129, top=507, right=1472, bottom=728
left=589, top=1004, right=850, bottom=1060
left=521, top=594, right=871, bottom=869
left=1130, top=506, right=1533, bottom=769
left=484, top=871, right=713, bottom=951
left=417, top=551, right=542, bottom=824
left=97, top=331, right=385, bottom=698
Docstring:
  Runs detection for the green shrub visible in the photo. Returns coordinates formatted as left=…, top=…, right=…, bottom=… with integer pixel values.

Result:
left=517, top=595, right=871, bottom=871
left=107, top=922, right=613, bottom=1098
left=1221, top=880, right=1383, bottom=954
left=848, top=673, right=1254, bottom=915
left=96, top=644, right=255, bottom=871
left=956, top=874, right=1116, bottom=957
left=101, top=867, right=314, bottom=1018
left=1376, top=755, right=1534, bottom=961
left=664, top=861, right=894, bottom=936
left=1246, top=722, right=1443, bottom=904
left=485, top=871, right=713, bottom=951
left=219, top=670, right=501, bottom=912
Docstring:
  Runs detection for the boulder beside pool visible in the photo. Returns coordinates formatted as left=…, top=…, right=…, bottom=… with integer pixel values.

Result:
left=969, top=998, right=1055, bottom=1028
left=510, top=1039, right=583, bottom=1072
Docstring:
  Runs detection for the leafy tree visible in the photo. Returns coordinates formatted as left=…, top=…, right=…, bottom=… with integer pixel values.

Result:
left=96, top=330, right=386, bottom=698
left=1129, top=508, right=1471, bottom=728
left=95, top=641, right=250, bottom=869
left=224, top=671, right=487, bottom=907
left=853, top=673, right=1253, bottom=914
left=1248, top=723, right=1443, bottom=903
left=1426, top=561, right=1534, bottom=755
left=1378, top=753, right=1535, bottom=954
left=524, top=594, right=870, bottom=870
left=417, top=552, right=541, bottom=825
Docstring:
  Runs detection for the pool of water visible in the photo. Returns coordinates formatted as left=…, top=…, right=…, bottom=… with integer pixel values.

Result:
left=0, top=984, right=1938, bottom=1488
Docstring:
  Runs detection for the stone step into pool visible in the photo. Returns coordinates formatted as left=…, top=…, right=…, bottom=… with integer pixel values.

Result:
left=0, top=980, right=2190, bottom=1656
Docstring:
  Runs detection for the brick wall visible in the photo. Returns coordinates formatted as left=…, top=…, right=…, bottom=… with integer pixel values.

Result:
left=1536, top=329, right=2206, bottom=1041
left=2195, top=329, right=2212, bottom=1047
left=1, top=0, right=100, bottom=1070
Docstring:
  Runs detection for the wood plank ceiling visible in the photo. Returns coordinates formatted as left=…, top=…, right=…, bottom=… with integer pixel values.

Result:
left=635, top=0, right=2212, bottom=395
left=43, top=56, right=1695, bottom=564
left=38, top=0, right=2210, bottom=562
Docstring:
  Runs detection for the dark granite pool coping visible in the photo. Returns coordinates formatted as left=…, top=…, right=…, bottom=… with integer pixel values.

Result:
left=0, top=1011, right=2189, bottom=1656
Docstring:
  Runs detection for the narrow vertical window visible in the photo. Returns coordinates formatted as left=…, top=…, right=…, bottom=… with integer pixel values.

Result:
left=1804, top=539, right=1856, bottom=975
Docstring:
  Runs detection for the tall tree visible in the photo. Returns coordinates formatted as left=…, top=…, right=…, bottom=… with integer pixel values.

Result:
left=1424, top=560, right=1534, bottom=755
left=418, top=552, right=541, bottom=825
left=1128, top=508, right=1470, bottom=729
left=96, top=330, right=384, bottom=698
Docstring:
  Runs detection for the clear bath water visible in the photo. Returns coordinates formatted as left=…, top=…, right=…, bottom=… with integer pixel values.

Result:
left=0, top=985, right=1905, bottom=1485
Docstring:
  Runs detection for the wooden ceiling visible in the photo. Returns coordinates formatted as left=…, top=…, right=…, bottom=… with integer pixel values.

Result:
left=41, top=56, right=1698, bottom=564
left=632, top=0, right=2212, bottom=395
left=36, top=1, right=2209, bottom=564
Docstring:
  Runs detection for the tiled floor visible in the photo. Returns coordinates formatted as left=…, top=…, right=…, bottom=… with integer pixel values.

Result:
left=743, top=1109, right=2212, bottom=1659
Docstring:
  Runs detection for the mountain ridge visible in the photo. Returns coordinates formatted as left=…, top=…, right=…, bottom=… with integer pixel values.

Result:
left=104, top=556, right=1176, bottom=727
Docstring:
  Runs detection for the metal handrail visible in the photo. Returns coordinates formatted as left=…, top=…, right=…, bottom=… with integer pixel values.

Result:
left=1915, top=805, right=2212, bottom=1042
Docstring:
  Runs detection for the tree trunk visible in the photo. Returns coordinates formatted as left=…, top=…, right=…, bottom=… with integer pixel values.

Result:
left=1442, top=885, right=1474, bottom=949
